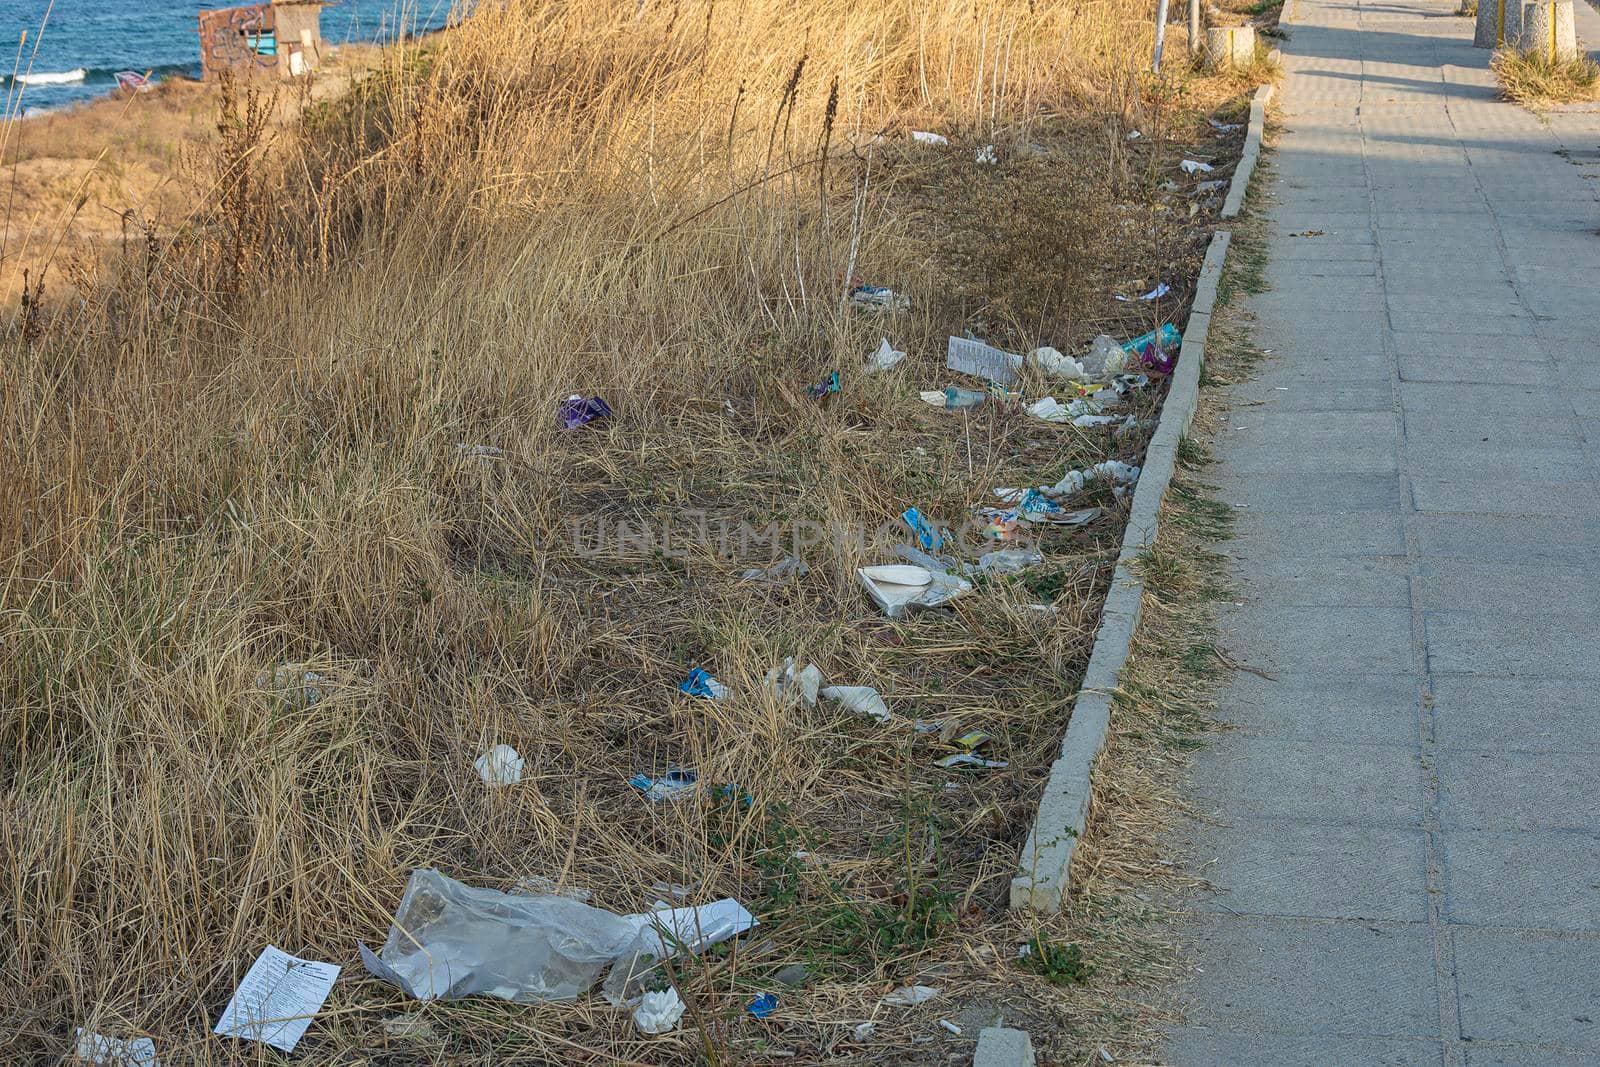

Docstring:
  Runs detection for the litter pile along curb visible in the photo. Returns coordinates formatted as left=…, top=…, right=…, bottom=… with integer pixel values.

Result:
left=1010, top=69, right=1271, bottom=914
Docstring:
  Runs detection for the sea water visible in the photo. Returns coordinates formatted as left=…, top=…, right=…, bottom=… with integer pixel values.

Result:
left=0, top=0, right=456, bottom=111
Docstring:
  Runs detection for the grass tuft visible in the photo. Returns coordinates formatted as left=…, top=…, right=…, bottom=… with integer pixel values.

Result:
left=1492, top=46, right=1600, bottom=108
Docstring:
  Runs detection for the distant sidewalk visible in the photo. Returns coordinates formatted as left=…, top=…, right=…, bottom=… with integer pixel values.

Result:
left=1158, top=0, right=1600, bottom=1064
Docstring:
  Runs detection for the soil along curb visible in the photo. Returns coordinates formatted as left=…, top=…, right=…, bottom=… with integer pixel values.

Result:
left=1220, top=82, right=1274, bottom=220
left=1009, top=230, right=1231, bottom=913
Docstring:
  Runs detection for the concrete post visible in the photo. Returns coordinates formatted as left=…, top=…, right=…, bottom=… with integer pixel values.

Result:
left=1205, top=25, right=1257, bottom=68
left=1189, top=0, right=1202, bottom=56
left=1474, top=0, right=1509, bottom=47
left=1513, top=0, right=1578, bottom=59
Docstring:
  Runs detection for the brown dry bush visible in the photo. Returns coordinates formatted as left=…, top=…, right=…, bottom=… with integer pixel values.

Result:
left=0, top=0, right=1249, bottom=1062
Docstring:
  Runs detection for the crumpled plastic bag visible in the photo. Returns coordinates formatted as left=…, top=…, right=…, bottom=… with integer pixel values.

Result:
left=857, top=565, right=970, bottom=619
left=360, top=869, right=639, bottom=1003
left=361, top=869, right=759, bottom=1008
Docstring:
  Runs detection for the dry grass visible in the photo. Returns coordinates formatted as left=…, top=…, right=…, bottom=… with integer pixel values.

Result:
left=0, top=0, right=1264, bottom=1062
left=1492, top=46, right=1600, bottom=107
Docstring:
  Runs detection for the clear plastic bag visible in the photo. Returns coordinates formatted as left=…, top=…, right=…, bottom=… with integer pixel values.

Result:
left=360, top=869, right=638, bottom=1003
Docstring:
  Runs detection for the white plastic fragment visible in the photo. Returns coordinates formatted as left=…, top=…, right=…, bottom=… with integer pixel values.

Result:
left=852, top=1022, right=878, bottom=1041
left=1139, top=282, right=1171, bottom=301
left=882, top=984, right=942, bottom=1007
left=939, top=1019, right=963, bottom=1035
left=1180, top=159, right=1215, bottom=174
left=214, top=946, right=341, bottom=1053
left=475, top=745, right=525, bottom=788
left=911, top=130, right=949, bottom=146
left=975, top=144, right=997, bottom=164
left=1127, top=129, right=1142, bottom=139
left=946, top=336, right=1023, bottom=386
left=865, top=337, right=907, bottom=374
left=1208, top=118, right=1242, bottom=132
left=857, top=566, right=970, bottom=618
left=919, top=390, right=948, bottom=406
left=74, top=1030, right=158, bottom=1066
left=766, top=658, right=825, bottom=706
left=633, top=988, right=686, bottom=1034
left=821, top=685, right=892, bottom=724
left=1032, top=346, right=1087, bottom=380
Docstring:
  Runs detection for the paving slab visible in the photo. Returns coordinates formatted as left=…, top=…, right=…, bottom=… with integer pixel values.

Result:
left=1158, top=0, right=1600, bottom=1059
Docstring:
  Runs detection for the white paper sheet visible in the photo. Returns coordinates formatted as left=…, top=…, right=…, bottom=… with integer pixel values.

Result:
left=213, top=945, right=341, bottom=1053
left=620, top=898, right=757, bottom=956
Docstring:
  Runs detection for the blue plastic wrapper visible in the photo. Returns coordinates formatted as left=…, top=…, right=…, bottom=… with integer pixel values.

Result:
left=678, top=668, right=729, bottom=700
left=747, top=993, right=778, bottom=1019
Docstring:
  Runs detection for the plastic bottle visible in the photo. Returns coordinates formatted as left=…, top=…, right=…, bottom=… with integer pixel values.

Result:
left=944, top=387, right=987, bottom=409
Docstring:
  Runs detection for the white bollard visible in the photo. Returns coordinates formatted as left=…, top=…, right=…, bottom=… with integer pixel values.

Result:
left=1204, top=24, right=1257, bottom=68
left=1512, top=0, right=1578, bottom=59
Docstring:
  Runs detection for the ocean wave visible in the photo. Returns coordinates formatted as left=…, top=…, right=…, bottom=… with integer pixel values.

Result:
left=16, top=68, right=86, bottom=86
left=5, top=63, right=197, bottom=91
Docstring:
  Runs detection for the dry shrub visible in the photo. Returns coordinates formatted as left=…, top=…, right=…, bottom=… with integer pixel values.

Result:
left=1492, top=45, right=1600, bottom=107
left=0, top=0, right=1244, bottom=1061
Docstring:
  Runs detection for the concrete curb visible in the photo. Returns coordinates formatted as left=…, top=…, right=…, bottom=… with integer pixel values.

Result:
left=1008, top=229, right=1232, bottom=913
left=1220, top=81, right=1274, bottom=220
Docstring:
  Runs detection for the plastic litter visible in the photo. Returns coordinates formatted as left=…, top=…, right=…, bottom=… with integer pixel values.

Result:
left=456, top=443, right=505, bottom=458
left=1033, top=346, right=1088, bottom=380
left=74, top=1030, right=158, bottom=1066
left=474, top=745, right=525, bottom=788
left=851, top=285, right=910, bottom=312
left=852, top=1022, right=878, bottom=1041
left=741, top=557, right=810, bottom=583
left=882, top=984, right=942, bottom=1007
left=1196, top=179, right=1227, bottom=194
left=821, top=684, right=893, bottom=724
left=975, top=144, right=998, bottom=164
left=1127, top=129, right=1142, bottom=140
left=1025, top=396, right=1102, bottom=424
left=808, top=372, right=841, bottom=400
left=633, top=988, right=686, bottom=1034
left=1081, top=334, right=1128, bottom=377
left=920, top=389, right=951, bottom=407
left=943, top=386, right=988, bottom=410
left=946, top=336, right=1023, bottom=386
left=747, top=993, right=779, bottom=1019
left=866, top=337, right=906, bottom=374
left=901, top=506, right=943, bottom=551
left=1036, top=460, right=1141, bottom=501
left=256, top=665, right=322, bottom=708
left=629, top=768, right=699, bottom=802
left=976, top=548, right=1043, bottom=574
left=857, top=565, right=970, bottom=618
left=214, top=946, right=340, bottom=1053
left=1139, top=282, right=1171, bottom=301
left=1208, top=117, right=1242, bottom=132
left=936, top=752, right=1009, bottom=770
left=360, top=868, right=757, bottom=1005
left=1140, top=341, right=1177, bottom=376
left=1179, top=159, right=1214, bottom=174
left=678, top=668, right=730, bottom=700
left=559, top=395, right=612, bottom=429
left=911, top=130, right=949, bottom=146
left=1122, top=323, right=1181, bottom=354
left=939, top=1019, right=963, bottom=1035
left=765, top=657, right=824, bottom=706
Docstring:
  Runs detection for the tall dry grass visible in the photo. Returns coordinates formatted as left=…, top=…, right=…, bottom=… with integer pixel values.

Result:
left=0, top=0, right=1228, bottom=1061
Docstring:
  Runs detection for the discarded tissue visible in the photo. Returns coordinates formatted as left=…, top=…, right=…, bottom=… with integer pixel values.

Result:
left=214, top=945, right=341, bottom=1054
left=911, top=130, right=949, bottom=146
left=558, top=395, right=612, bottom=429
left=882, top=984, right=941, bottom=1007
left=74, top=1030, right=158, bottom=1067
left=946, top=336, right=1023, bottom=386
left=633, top=988, right=685, bottom=1034
left=865, top=337, right=906, bottom=374
left=474, top=745, right=525, bottom=788
left=360, top=868, right=756, bottom=1005
left=678, top=668, right=730, bottom=700
left=857, top=564, right=970, bottom=618
left=821, top=684, right=893, bottom=724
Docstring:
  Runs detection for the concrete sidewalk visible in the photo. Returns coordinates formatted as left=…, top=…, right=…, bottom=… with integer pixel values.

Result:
left=1159, top=0, right=1600, bottom=1064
